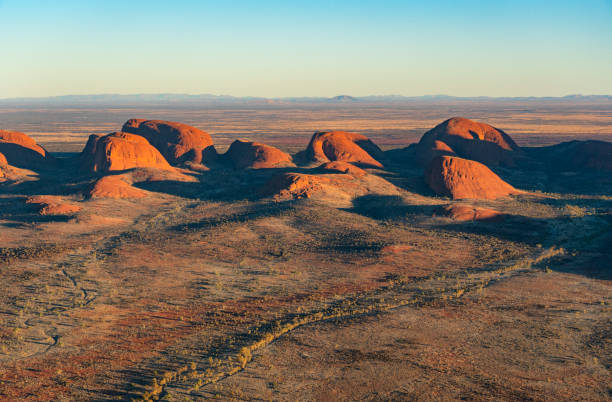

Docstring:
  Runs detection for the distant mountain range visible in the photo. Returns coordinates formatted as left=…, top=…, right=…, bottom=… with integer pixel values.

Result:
left=0, top=93, right=610, bottom=106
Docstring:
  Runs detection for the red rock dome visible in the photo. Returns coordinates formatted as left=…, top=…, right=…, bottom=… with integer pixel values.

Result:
left=417, top=117, right=521, bottom=166
left=122, top=119, right=216, bottom=165
left=86, top=175, right=148, bottom=199
left=80, top=132, right=172, bottom=173
left=425, top=155, right=522, bottom=200
left=0, top=130, right=54, bottom=168
left=225, top=140, right=294, bottom=169
left=304, top=131, right=384, bottom=168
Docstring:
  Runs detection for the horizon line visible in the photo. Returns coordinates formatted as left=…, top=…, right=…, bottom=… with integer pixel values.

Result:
left=1, top=93, right=611, bottom=102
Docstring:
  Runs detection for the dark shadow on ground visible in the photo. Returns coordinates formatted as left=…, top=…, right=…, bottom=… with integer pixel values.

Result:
left=133, top=166, right=316, bottom=202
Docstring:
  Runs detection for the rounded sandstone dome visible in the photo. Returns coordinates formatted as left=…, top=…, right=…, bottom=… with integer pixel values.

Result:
left=425, top=155, right=522, bottom=200
left=80, top=132, right=172, bottom=173
left=417, top=117, right=521, bottom=166
left=316, top=161, right=367, bottom=177
left=225, top=139, right=294, bottom=169
left=85, top=175, right=148, bottom=199
left=122, top=119, right=216, bottom=165
left=0, top=130, right=54, bottom=168
left=304, top=131, right=385, bottom=168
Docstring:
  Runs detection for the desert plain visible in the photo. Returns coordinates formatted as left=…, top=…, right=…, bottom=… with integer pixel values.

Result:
left=0, top=98, right=610, bottom=401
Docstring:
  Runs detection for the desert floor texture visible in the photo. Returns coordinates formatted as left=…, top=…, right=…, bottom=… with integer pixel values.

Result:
left=0, top=100, right=610, bottom=401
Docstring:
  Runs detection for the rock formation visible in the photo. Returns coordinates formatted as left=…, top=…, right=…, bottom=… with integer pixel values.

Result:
left=225, top=140, right=294, bottom=169
left=122, top=119, right=216, bottom=165
left=416, top=117, right=521, bottom=166
left=303, top=131, right=384, bottom=168
left=80, top=132, right=172, bottom=173
left=425, top=155, right=521, bottom=200
left=434, top=204, right=504, bottom=221
left=86, top=176, right=148, bottom=199
left=542, top=140, right=612, bottom=171
left=316, top=161, right=367, bottom=177
left=26, top=196, right=82, bottom=215
left=0, top=130, right=54, bottom=168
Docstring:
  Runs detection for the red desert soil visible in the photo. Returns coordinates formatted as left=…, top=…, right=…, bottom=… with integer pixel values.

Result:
left=85, top=175, right=148, bottom=199
left=316, top=161, right=367, bottom=177
left=0, top=129, right=54, bottom=168
left=25, top=195, right=82, bottom=215
left=425, top=155, right=522, bottom=200
left=225, top=139, right=294, bottom=169
left=80, top=132, right=172, bottom=173
left=304, top=131, right=385, bottom=168
left=122, top=119, right=216, bottom=165
left=416, top=117, right=522, bottom=166
left=434, top=204, right=504, bottom=222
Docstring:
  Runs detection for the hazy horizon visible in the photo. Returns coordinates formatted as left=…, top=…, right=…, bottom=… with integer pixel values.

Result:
left=1, top=0, right=611, bottom=99
left=2, top=92, right=611, bottom=102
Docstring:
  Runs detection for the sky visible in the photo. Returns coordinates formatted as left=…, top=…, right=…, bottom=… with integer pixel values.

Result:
left=1, top=0, right=611, bottom=98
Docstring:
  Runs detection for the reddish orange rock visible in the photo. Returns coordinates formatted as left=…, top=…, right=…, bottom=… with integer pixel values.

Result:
left=26, top=196, right=82, bottom=215
left=80, top=132, right=172, bottom=173
left=261, top=173, right=329, bottom=199
left=86, top=176, right=148, bottom=199
left=434, top=204, right=504, bottom=222
left=0, top=153, right=6, bottom=178
left=122, top=119, right=216, bottom=164
left=225, top=139, right=294, bottom=169
left=316, top=161, right=367, bottom=177
left=0, top=130, right=54, bottom=168
left=304, top=131, right=384, bottom=168
left=417, top=117, right=521, bottom=166
left=425, top=156, right=521, bottom=200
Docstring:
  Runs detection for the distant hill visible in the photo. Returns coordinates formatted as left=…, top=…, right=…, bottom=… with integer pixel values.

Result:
left=0, top=93, right=610, bottom=106
left=329, top=95, right=358, bottom=102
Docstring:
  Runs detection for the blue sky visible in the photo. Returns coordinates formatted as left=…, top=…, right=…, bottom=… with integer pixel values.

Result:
left=1, top=0, right=611, bottom=97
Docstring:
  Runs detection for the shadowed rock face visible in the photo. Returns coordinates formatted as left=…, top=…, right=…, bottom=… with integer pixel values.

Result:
left=304, top=131, right=385, bottom=168
left=425, top=155, right=521, bottom=200
left=225, top=139, right=294, bottom=169
left=86, top=175, right=148, bottom=199
left=417, top=117, right=521, bottom=166
left=541, top=140, right=612, bottom=171
left=122, top=119, right=216, bottom=165
left=434, top=204, right=504, bottom=222
left=80, top=132, right=172, bottom=173
left=0, top=130, right=54, bottom=169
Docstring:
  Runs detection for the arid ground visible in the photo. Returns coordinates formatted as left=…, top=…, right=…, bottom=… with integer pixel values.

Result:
left=0, top=100, right=610, bottom=401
